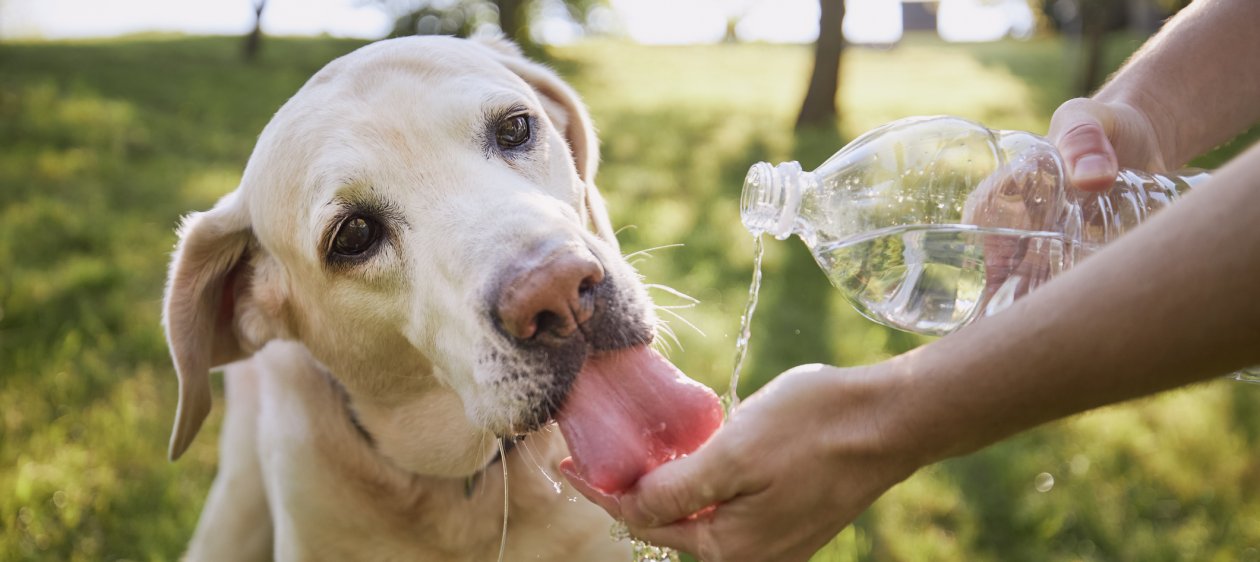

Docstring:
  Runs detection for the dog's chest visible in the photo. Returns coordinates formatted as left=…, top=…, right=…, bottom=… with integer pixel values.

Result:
left=251, top=350, right=630, bottom=560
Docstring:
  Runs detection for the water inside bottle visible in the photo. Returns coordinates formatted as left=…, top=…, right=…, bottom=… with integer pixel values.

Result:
left=815, top=224, right=1072, bottom=335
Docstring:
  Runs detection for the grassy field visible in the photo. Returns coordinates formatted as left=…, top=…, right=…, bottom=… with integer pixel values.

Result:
left=2, top=33, right=1258, bottom=561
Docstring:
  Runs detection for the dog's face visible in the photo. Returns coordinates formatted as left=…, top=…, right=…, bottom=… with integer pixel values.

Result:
left=162, top=36, right=656, bottom=476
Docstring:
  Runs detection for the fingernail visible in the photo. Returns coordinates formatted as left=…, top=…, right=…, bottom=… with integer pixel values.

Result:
left=1073, top=154, right=1114, bottom=182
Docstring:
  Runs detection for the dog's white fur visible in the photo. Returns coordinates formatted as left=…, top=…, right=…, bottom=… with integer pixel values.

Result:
left=164, top=35, right=644, bottom=559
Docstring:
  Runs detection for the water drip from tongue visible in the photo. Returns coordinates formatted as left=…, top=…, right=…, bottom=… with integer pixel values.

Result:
left=556, top=345, right=723, bottom=495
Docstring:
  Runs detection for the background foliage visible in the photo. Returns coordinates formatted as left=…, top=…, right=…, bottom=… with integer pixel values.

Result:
left=1, top=33, right=1258, bottom=560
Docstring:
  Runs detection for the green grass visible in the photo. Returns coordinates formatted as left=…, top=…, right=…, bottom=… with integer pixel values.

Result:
left=2, top=33, right=1258, bottom=560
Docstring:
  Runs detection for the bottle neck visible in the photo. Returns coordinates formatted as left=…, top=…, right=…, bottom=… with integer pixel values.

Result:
left=741, top=161, right=810, bottom=240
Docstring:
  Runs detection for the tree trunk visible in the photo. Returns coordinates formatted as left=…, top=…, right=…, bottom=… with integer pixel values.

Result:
left=795, top=0, right=846, bottom=131
left=495, top=0, right=529, bottom=47
left=1078, top=1, right=1104, bottom=96
left=243, top=0, right=266, bottom=62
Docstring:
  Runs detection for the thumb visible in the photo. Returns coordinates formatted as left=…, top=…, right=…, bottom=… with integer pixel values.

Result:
left=619, top=437, right=744, bottom=528
left=1049, top=98, right=1120, bottom=192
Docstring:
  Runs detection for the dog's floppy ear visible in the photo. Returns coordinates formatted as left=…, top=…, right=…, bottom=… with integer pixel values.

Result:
left=475, top=35, right=618, bottom=249
left=162, top=191, right=259, bottom=460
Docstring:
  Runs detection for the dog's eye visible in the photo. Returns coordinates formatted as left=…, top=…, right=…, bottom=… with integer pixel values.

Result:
left=495, top=114, right=531, bottom=149
left=331, top=216, right=382, bottom=257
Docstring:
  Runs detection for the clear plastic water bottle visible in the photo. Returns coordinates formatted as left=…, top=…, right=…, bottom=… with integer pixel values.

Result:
left=740, top=115, right=1258, bottom=382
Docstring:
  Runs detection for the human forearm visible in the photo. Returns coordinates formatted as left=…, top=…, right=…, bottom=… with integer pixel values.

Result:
left=1094, top=0, right=1260, bottom=167
left=889, top=141, right=1260, bottom=465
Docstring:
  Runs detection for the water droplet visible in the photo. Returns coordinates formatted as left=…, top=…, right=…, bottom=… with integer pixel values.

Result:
left=632, top=540, right=681, bottom=562
left=552, top=480, right=563, bottom=494
left=1070, top=454, right=1090, bottom=476
left=610, top=520, right=631, bottom=541
left=611, top=522, right=681, bottom=561
left=1034, top=472, right=1055, bottom=492
left=1078, top=539, right=1097, bottom=556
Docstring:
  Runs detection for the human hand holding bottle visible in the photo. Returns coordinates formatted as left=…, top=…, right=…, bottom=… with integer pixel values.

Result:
left=1048, top=0, right=1260, bottom=192
left=1047, top=98, right=1169, bottom=191
left=958, top=97, right=1173, bottom=308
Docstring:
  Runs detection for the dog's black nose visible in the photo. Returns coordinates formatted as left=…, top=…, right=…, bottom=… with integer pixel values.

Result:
left=495, top=247, right=604, bottom=345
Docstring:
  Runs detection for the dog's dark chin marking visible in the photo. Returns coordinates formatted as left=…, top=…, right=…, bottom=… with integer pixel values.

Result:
left=319, top=365, right=377, bottom=446
left=483, top=274, right=655, bottom=436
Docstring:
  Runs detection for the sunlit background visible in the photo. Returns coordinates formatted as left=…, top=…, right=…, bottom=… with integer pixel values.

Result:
left=4, top=0, right=1259, bottom=560
left=2, top=0, right=1039, bottom=44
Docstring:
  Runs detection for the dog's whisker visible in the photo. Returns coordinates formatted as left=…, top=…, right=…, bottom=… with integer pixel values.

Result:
left=654, top=315, right=679, bottom=341
left=622, top=243, right=684, bottom=261
left=613, top=224, right=637, bottom=237
left=657, top=306, right=706, bottom=338
left=650, top=341, right=674, bottom=361
left=518, top=438, right=543, bottom=474
left=496, top=439, right=510, bottom=562
left=518, top=438, right=561, bottom=493
left=652, top=321, right=683, bottom=357
left=475, top=431, right=493, bottom=501
left=643, top=283, right=700, bottom=304
left=655, top=303, right=698, bottom=310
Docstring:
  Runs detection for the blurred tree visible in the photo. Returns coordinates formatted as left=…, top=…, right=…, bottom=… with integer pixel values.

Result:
left=243, top=0, right=267, bottom=61
left=722, top=0, right=758, bottom=43
left=1077, top=0, right=1122, bottom=95
left=366, top=0, right=604, bottom=50
left=498, top=0, right=525, bottom=44
left=795, top=0, right=846, bottom=130
left=1055, top=0, right=1190, bottom=96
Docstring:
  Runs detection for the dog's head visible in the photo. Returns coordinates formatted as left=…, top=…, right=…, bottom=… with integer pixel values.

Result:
left=162, top=36, right=658, bottom=476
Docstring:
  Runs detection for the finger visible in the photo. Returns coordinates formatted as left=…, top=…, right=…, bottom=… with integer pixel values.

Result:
left=1058, top=123, right=1119, bottom=191
left=629, top=505, right=798, bottom=562
left=1049, top=98, right=1119, bottom=192
left=619, top=437, right=744, bottom=528
left=559, top=457, right=622, bottom=516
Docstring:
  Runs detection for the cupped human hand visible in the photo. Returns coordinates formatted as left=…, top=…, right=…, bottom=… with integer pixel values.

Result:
left=561, top=363, right=923, bottom=562
left=1048, top=97, right=1168, bottom=191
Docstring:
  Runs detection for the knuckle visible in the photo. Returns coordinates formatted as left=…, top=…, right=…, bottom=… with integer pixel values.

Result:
left=628, top=484, right=685, bottom=526
left=1060, top=121, right=1106, bottom=146
left=1054, top=121, right=1112, bottom=162
left=1054, top=96, right=1095, bottom=114
left=1049, top=98, right=1104, bottom=138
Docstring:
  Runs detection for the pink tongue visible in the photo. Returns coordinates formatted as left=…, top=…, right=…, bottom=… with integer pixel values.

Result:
left=557, top=346, right=723, bottom=494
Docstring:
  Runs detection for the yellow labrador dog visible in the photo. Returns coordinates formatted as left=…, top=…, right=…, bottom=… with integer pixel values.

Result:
left=163, top=35, right=721, bottom=560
